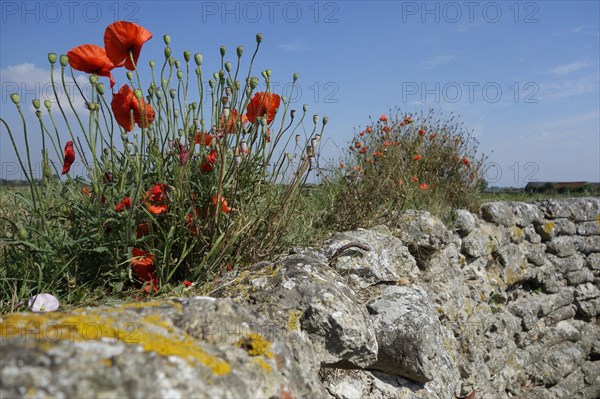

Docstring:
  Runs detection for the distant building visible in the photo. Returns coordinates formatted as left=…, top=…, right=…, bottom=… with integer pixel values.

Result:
left=525, top=181, right=600, bottom=194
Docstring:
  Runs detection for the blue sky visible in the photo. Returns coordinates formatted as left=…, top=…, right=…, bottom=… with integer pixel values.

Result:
left=1, top=0, right=599, bottom=187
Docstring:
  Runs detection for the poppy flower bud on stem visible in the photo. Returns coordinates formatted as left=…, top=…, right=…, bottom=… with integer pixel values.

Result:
left=48, top=52, right=57, bottom=64
left=174, top=109, right=180, bottom=118
left=240, top=141, right=248, bottom=153
left=303, top=104, right=308, bottom=113
left=261, top=70, right=268, bottom=79
left=290, top=110, right=296, bottom=119
left=195, top=67, right=201, bottom=76
left=225, top=62, right=232, bottom=72
left=194, top=53, right=203, bottom=66
left=97, top=83, right=105, bottom=95
left=163, top=34, right=171, bottom=45
left=191, top=102, right=197, bottom=110
left=209, top=80, right=215, bottom=89
left=235, top=80, right=241, bottom=90
left=219, top=70, right=225, bottom=79
left=10, top=93, right=20, bottom=105
left=178, top=129, right=184, bottom=137
left=177, top=71, right=183, bottom=80
left=184, top=50, right=191, bottom=62
left=44, top=100, right=52, bottom=110
left=175, top=60, right=181, bottom=69
left=134, top=89, right=143, bottom=99
left=237, top=46, right=244, bottom=58
left=59, top=54, right=68, bottom=67
left=32, top=99, right=40, bottom=109
left=149, top=60, right=156, bottom=69
left=164, top=47, right=172, bottom=58
left=220, top=46, right=226, bottom=57
left=323, top=116, right=329, bottom=126
left=126, top=71, right=133, bottom=81
left=250, top=77, right=259, bottom=90
left=256, top=33, right=263, bottom=44
left=293, top=72, right=299, bottom=82
left=169, top=89, right=176, bottom=99
left=313, top=115, right=319, bottom=125
left=266, top=69, right=272, bottom=77
left=35, top=110, right=42, bottom=119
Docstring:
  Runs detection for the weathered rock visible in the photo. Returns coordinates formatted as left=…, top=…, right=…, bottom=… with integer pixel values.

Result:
left=577, top=221, right=600, bottom=236
left=523, top=224, right=542, bottom=243
left=481, top=202, right=516, bottom=227
left=546, top=236, right=580, bottom=257
left=511, top=202, right=543, bottom=227
left=453, top=209, right=476, bottom=237
left=392, top=210, right=457, bottom=252
left=365, top=286, right=455, bottom=383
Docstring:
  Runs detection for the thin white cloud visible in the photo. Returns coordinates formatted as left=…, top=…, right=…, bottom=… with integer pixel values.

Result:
left=549, top=61, right=589, bottom=75
left=277, top=38, right=312, bottom=53
left=540, top=72, right=599, bottom=101
left=0, top=63, right=92, bottom=115
left=418, top=55, right=456, bottom=70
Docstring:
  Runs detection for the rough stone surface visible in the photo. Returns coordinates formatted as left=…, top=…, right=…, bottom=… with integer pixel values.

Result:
left=1, top=197, right=599, bottom=399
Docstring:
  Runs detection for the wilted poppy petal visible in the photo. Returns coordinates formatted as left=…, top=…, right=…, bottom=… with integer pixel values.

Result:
left=62, top=141, right=75, bottom=175
left=104, top=21, right=153, bottom=70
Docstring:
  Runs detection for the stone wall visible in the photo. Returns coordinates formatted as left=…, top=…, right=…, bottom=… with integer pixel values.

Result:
left=1, top=198, right=598, bottom=398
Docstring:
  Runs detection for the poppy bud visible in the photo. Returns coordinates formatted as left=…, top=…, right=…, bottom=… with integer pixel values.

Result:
left=313, top=115, right=319, bottom=124
left=266, top=69, right=272, bottom=77
left=194, top=53, right=203, bottom=66
left=258, top=117, right=266, bottom=126
left=281, top=96, right=287, bottom=103
left=10, top=93, right=20, bottom=105
left=121, top=133, right=128, bottom=141
left=32, top=99, right=40, bottom=109
left=219, top=70, right=225, bottom=79
left=35, top=110, right=42, bottom=119
left=195, top=67, right=201, bottom=76
left=103, top=148, right=110, bottom=156
left=163, top=34, right=171, bottom=45
left=191, top=102, right=197, bottom=110
left=235, top=155, right=242, bottom=165
left=59, top=54, right=68, bottom=67
left=236, top=46, right=244, bottom=58
left=174, top=109, right=180, bottom=118
left=183, top=50, right=191, bottom=62
left=256, top=33, right=263, bottom=43
left=225, top=87, right=232, bottom=97
left=235, top=80, right=241, bottom=90
left=44, top=100, right=52, bottom=110
left=126, top=142, right=134, bottom=153
left=178, top=129, right=184, bottom=137
left=175, top=60, right=181, bottom=69
left=156, top=90, right=163, bottom=99
left=169, top=89, right=176, bottom=99
left=177, top=71, right=183, bottom=80
left=249, top=77, right=259, bottom=90
left=48, top=52, right=57, bottom=64
left=290, top=110, right=296, bottom=118
left=293, top=72, right=299, bottom=82
left=97, top=83, right=105, bottom=95
left=303, top=104, right=308, bottom=112
left=193, top=118, right=199, bottom=128
left=164, top=47, right=172, bottom=58
left=169, top=57, right=175, bottom=66
left=261, top=70, right=268, bottom=79
left=149, top=60, right=156, bottom=68
left=240, top=141, right=248, bottom=154
left=126, top=71, right=133, bottom=81
left=209, top=80, right=215, bottom=89
left=134, top=89, right=143, bottom=99
left=225, top=62, right=232, bottom=72
left=323, top=116, right=329, bottom=126
left=222, top=107, right=230, bottom=118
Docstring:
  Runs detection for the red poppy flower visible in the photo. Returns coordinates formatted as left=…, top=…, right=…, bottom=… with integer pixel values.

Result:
left=131, top=247, right=155, bottom=281
left=81, top=185, right=92, bottom=196
left=383, top=141, right=392, bottom=147
left=339, top=162, right=345, bottom=169
left=366, top=127, right=372, bottom=133
left=379, top=114, right=387, bottom=122
left=373, top=151, right=384, bottom=157
left=114, top=196, right=132, bottom=212
left=359, top=131, right=365, bottom=137
left=418, top=129, right=425, bottom=137
left=62, top=141, right=75, bottom=175
left=246, top=92, right=281, bottom=124
left=359, top=147, right=367, bottom=154
left=144, top=183, right=168, bottom=215
left=104, top=21, right=153, bottom=71
left=67, top=44, right=119, bottom=88
left=111, top=85, right=155, bottom=132
left=211, top=194, right=232, bottom=213
left=419, top=183, right=428, bottom=190
left=404, top=116, right=413, bottom=124
left=136, top=222, right=149, bottom=238
left=141, top=277, right=159, bottom=293
left=355, top=141, right=362, bottom=149
left=182, top=280, right=193, bottom=287
left=195, top=132, right=213, bottom=146
left=429, top=134, right=437, bottom=141
left=411, top=176, right=419, bottom=183
left=201, top=149, right=218, bottom=172
left=462, top=158, right=471, bottom=168
left=413, top=154, right=422, bottom=161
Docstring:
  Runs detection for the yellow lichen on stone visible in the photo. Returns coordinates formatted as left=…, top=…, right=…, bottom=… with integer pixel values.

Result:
left=542, top=221, right=556, bottom=235
left=237, top=332, right=273, bottom=358
left=286, top=310, right=303, bottom=332
left=512, top=226, right=523, bottom=240
left=252, top=357, right=273, bottom=372
left=0, top=309, right=231, bottom=376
